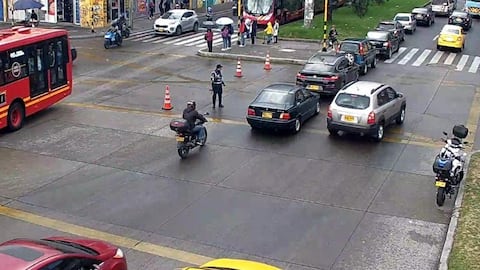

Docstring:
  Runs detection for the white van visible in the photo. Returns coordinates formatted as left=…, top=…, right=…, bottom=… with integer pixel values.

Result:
left=431, top=0, right=457, bottom=16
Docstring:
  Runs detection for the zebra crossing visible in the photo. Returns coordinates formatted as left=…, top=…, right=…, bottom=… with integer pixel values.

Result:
left=383, top=46, right=480, bottom=73
left=124, top=29, right=238, bottom=48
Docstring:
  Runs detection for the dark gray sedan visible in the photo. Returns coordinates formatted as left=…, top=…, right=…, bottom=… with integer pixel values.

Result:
left=246, top=84, right=321, bottom=133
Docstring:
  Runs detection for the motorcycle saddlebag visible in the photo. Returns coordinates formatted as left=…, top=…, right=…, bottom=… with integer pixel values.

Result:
left=169, top=119, right=189, bottom=132
left=433, top=155, right=453, bottom=174
left=453, top=125, right=468, bottom=139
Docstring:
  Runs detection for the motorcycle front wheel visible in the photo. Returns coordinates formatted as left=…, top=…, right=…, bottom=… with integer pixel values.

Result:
left=178, top=147, right=189, bottom=159
left=436, top=187, right=446, bottom=206
left=125, top=29, right=130, bottom=38
left=104, top=40, right=110, bottom=49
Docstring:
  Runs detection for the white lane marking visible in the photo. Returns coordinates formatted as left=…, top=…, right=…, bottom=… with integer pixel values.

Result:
left=455, top=55, right=469, bottom=71
left=174, top=33, right=207, bottom=45
left=398, top=48, right=419, bottom=65
left=412, top=49, right=432, bottom=66
left=130, top=35, right=156, bottom=42
left=429, top=51, right=444, bottom=64
left=384, top=47, right=407, bottom=63
left=444, top=52, right=456, bottom=65
left=163, top=33, right=198, bottom=44
left=468, top=56, right=480, bottom=73
left=433, top=34, right=439, bottom=41
left=152, top=35, right=178, bottom=43
left=142, top=36, right=163, bottom=42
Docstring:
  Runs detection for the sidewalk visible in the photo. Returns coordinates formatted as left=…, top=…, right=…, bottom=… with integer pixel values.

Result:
left=197, top=40, right=329, bottom=65
left=0, top=1, right=235, bottom=39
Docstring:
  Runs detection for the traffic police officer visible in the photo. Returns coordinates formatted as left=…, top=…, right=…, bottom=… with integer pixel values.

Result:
left=210, top=64, right=225, bottom=109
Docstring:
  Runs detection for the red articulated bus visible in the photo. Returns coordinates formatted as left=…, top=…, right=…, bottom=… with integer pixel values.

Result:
left=0, top=27, right=73, bottom=132
left=243, top=0, right=346, bottom=26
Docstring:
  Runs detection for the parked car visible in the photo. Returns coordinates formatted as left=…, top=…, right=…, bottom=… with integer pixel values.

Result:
left=366, top=30, right=400, bottom=59
left=432, top=0, right=456, bottom=16
left=296, top=52, right=359, bottom=95
left=337, top=38, right=377, bottom=75
left=0, top=236, right=128, bottom=270
left=326, top=81, right=407, bottom=142
left=437, top=24, right=466, bottom=52
left=154, top=9, right=199, bottom=35
left=448, top=11, right=472, bottom=30
left=183, top=258, right=281, bottom=270
left=246, top=83, right=320, bottom=133
left=394, top=13, right=417, bottom=34
left=411, top=7, right=435, bottom=26
left=376, top=21, right=405, bottom=42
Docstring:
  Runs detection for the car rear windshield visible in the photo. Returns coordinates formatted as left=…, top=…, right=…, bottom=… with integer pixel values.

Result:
left=442, top=28, right=459, bottom=34
left=377, top=23, right=394, bottom=30
left=367, top=31, right=388, bottom=41
left=339, top=43, right=359, bottom=53
left=255, top=90, right=293, bottom=105
left=335, top=93, right=370, bottom=110
left=395, top=16, right=410, bottom=21
left=432, top=0, right=447, bottom=4
left=451, top=12, right=466, bottom=17
left=0, top=245, right=44, bottom=262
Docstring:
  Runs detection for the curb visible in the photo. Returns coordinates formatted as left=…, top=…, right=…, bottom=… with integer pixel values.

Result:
left=196, top=49, right=308, bottom=65
left=437, top=149, right=478, bottom=270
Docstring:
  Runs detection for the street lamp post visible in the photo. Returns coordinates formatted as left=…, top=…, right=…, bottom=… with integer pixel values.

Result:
left=321, top=0, right=329, bottom=52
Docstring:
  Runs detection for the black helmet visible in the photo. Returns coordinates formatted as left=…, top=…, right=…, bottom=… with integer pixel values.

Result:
left=187, top=100, right=196, bottom=109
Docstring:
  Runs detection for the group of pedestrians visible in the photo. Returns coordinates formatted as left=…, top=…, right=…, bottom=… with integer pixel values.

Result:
left=148, top=0, right=189, bottom=19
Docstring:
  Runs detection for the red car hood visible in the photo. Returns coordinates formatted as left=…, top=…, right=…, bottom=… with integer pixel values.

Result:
left=44, top=237, right=117, bottom=258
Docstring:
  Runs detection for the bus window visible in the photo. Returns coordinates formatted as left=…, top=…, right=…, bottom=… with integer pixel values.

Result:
left=27, top=45, right=48, bottom=97
left=49, top=37, right=67, bottom=89
left=0, top=54, right=5, bottom=86
left=4, top=48, right=28, bottom=84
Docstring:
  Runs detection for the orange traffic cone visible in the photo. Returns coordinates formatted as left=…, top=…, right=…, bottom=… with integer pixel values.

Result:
left=162, top=85, right=173, bottom=110
left=235, top=58, right=243, bottom=78
left=264, top=51, right=272, bottom=70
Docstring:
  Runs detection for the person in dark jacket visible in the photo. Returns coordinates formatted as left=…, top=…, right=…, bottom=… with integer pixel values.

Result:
left=210, top=64, right=225, bottom=109
left=251, top=19, right=257, bottom=45
left=182, top=100, right=207, bottom=145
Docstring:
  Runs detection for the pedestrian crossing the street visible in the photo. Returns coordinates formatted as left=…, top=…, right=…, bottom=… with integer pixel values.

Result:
left=124, top=29, right=238, bottom=48
left=382, top=46, right=480, bottom=73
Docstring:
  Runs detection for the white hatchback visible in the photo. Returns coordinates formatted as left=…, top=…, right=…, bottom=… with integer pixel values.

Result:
left=154, top=9, right=199, bottom=35
left=394, top=13, right=417, bottom=33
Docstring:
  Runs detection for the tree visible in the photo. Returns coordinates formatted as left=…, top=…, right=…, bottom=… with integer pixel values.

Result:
left=351, top=0, right=369, bottom=17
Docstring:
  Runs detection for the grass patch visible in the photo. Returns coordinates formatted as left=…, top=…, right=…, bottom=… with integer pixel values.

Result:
left=276, top=0, right=429, bottom=40
left=448, top=152, right=480, bottom=270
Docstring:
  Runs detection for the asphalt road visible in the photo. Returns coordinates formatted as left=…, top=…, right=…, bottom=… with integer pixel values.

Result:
left=1, top=4, right=479, bottom=270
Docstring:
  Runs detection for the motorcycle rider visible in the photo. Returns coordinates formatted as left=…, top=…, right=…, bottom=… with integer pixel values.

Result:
left=182, top=100, right=208, bottom=145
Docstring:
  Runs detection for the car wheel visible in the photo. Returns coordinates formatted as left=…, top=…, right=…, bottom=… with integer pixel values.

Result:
left=373, top=122, right=384, bottom=142
left=328, top=127, right=338, bottom=136
left=370, top=57, right=376, bottom=68
left=314, top=101, right=321, bottom=115
left=396, top=106, right=405, bottom=125
left=437, top=45, right=442, bottom=51
left=361, top=64, right=368, bottom=75
left=293, top=117, right=302, bottom=134
left=354, top=71, right=359, bottom=81
left=193, top=22, right=199, bottom=32
left=386, top=49, right=392, bottom=59
left=175, top=26, right=182, bottom=35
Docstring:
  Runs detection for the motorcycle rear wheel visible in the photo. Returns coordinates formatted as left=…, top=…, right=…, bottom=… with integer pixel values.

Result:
left=178, top=147, right=189, bottom=159
left=200, top=129, right=208, bottom=147
left=436, top=187, right=446, bottom=206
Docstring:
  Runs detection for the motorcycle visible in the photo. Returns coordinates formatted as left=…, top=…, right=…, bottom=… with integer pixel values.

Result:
left=432, top=124, right=469, bottom=206
left=169, top=116, right=208, bottom=159
left=206, top=7, right=214, bottom=21
left=104, top=28, right=122, bottom=49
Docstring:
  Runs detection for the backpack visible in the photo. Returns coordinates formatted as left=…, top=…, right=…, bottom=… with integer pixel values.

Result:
left=228, top=25, right=234, bottom=35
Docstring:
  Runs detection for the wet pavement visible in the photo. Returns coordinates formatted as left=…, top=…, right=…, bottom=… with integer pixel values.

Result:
left=1, top=4, right=480, bottom=270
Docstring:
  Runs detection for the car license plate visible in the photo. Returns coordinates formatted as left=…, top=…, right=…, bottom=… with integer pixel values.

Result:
left=435, top=181, right=446, bottom=187
left=262, top=111, right=273, bottom=118
left=343, top=115, right=356, bottom=123
left=176, top=136, right=185, bottom=142
left=307, top=85, right=321, bottom=91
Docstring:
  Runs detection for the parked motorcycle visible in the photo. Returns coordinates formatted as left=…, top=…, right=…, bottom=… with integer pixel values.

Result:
left=169, top=116, right=208, bottom=159
left=432, top=125, right=469, bottom=206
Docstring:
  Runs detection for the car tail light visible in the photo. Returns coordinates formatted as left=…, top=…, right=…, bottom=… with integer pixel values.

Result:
left=247, top=108, right=255, bottom=116
left=327, top=106, right=332, bottom=119
left=325, top=75, right=339, bottom=81
left=383, top=41, right=391, bottom=48
left=359, top=44, right=365, bottom=55
left=457, top=37, right=462, bottom=41
left=113, top=248, right=124, bottom=259
left=367, top=111, right=376, bottom=124
left=280, top=112, right=290, bottom=120
left=296, top=73, right=306, bottom=79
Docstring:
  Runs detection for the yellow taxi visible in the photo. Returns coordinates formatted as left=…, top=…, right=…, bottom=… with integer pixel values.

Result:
left=183, top=258, right=281, bottom=270
left=437, top=24, right=466, bottom=52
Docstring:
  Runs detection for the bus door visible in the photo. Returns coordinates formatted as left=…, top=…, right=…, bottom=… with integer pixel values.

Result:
left=47, top=38, right=68, bottom=90
left=26, top=45, right=48, bottom=97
